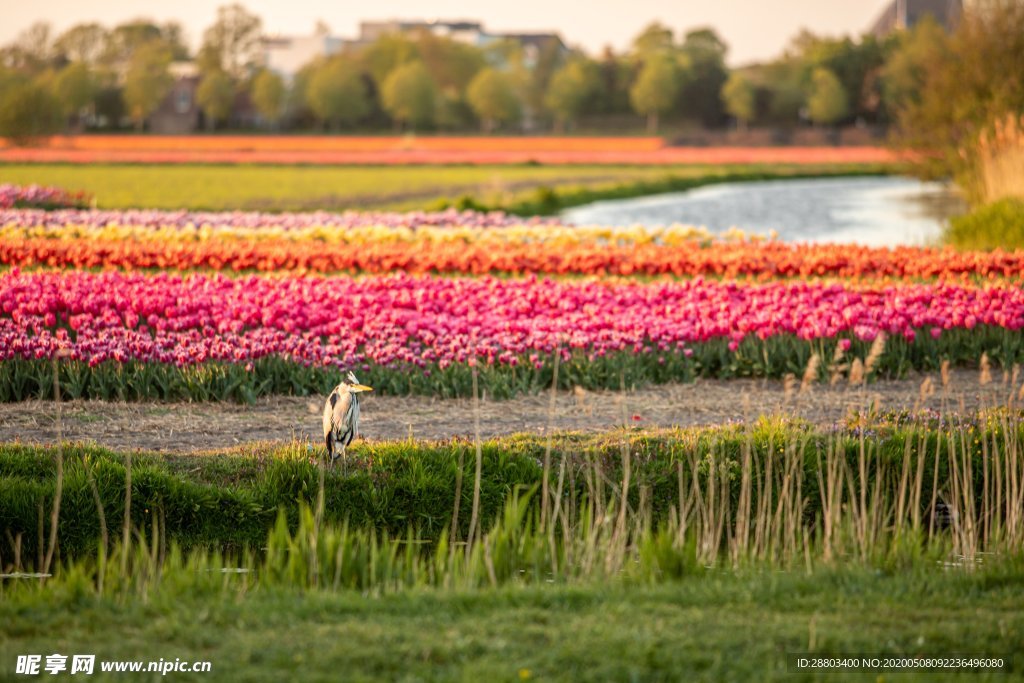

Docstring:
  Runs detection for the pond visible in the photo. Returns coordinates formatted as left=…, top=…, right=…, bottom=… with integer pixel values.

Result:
left=561, top=176, right=967, bottom=247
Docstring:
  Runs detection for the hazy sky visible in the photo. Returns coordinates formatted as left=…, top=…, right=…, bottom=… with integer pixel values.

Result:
left=2, top=0, right=892, bottom=66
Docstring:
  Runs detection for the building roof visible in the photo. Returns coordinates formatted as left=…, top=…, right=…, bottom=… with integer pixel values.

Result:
left=869, top=0, right=963, bottom=37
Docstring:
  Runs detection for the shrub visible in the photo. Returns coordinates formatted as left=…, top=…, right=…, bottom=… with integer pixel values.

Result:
left=946, top=198, right=1024, bottom=250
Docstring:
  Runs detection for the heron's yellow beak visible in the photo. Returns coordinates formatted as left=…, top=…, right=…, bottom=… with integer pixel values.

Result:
left=351, top=384, right=373, bottom=393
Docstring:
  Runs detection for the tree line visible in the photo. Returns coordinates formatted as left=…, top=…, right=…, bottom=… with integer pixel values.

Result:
left=0, top=1, right=1020, bottom=152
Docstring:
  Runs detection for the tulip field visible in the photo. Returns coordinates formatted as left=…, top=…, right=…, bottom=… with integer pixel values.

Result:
left=0, top=135, right=900, bottom=165
left=1, top=184, right=1023, bottom=402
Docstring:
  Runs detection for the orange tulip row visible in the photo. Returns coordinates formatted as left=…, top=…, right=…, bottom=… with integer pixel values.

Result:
left=2, top=234, right=1022, bottom=281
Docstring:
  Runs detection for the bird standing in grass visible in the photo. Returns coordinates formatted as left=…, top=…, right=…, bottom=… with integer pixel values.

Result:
left=322, top=371, right=373, bottom=471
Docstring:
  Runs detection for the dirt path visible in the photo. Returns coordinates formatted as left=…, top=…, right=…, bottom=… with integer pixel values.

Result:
left=0, top=369, right=1010, bottom=453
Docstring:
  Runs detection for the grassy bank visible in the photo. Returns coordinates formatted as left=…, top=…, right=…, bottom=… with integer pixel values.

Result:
left=4, top=412, right=1022, bottom=680
left=2, top=411, right=1022, bottom=564
left=1, top=569, right=1020, bottom=681
left=0, top=163, right=892, bottom=213
left=2, top=326, right=1021, bottom=403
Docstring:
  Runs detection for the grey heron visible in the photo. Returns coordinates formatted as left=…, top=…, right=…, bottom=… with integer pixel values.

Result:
left=322, top=371, right=373, bottom=470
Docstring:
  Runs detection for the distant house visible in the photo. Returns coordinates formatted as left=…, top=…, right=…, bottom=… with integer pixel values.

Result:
left=261, top=24, right=345, bottom=83
left=869, top=0, right=963, bottom=37
left=352, top=19, right=567, bottom=65
left=356, top=19, right=488, bottom=46
left=149, top=61, right=200, bottom=134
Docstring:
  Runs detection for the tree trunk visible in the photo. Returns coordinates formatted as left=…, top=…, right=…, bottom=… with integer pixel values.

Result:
left=646, top=112, right=658, bottom=134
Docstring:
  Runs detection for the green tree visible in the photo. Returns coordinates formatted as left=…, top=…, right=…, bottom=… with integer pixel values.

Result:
left=880, top=17, right=949, bottom=114
left=361, top=35, right=419, bottom=86
left=53, top=23, right=108, bottom=65
left=1, top=22, right=54, bottom=72
left=251, top=69, right=286, bottom=127
left=52, top=63, right=97, bottom=127
left=102, top=21, right=188, bottom=68
left=381, top=61, right=438, bottom=130
left=888, top=0, right=1024, bottom=191
left=200, top=4, right=263, bottom=79
left=122, top=42, right=173, bottom=130
left=414, top=33, right=485, bottom=95
left=721, top=72, right=755, bottom=130
left=679, top=28, right=729, bottom=126
left=544, top=60, right=601, bottom=130
left=807, top=67, right=848, bottom=126
left=630, top=54, right=680, bottom=132
left=197, top=70, right=235, bottom=130
left=631, top=21, right=675, bottom=58
left=596, top=46, right=632, bottom=115
left=0, top=79, right=62, bottom=144
left=306, top=58, right=369, bottom=129
left=794, top=31, right=888, bottom=122
left=467, top=68, right=521, bottom=132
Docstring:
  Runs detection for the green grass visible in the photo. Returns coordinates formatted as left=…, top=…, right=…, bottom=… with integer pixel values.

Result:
left=0, top=163, right=892, bottom=213
left=1, top=570, right=1021, bottom=681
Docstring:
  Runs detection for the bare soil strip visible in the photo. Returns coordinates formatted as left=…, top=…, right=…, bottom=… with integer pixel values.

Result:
left=0, top=370, right=1008, bottom=453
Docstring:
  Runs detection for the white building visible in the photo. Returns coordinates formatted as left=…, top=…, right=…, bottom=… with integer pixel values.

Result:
left=261, top=25, right=344, bottom=83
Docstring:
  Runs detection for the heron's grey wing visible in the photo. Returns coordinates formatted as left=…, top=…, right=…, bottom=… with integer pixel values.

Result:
left=323, top=390, right=339, bottom=439
left=333, top=390, right=354, bottom=437
left=350, top=395, right=361, bottom=439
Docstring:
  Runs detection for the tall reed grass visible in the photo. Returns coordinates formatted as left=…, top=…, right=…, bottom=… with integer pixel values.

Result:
left=3, top=415, right=1023, bottom=597
left=976, top=114, right=1024, bottom=203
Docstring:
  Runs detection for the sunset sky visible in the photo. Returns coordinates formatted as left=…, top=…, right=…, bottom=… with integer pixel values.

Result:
left=2, top=0, right=892, bottom=66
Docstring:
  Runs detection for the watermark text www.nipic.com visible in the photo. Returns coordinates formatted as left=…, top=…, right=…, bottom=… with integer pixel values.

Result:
left=787, top=654, right=1011, bottom=673
left=15, top=654, right=213, bottom=676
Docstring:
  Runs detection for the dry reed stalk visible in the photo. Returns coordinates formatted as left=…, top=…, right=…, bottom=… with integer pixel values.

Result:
left=865, top=332, right=886, bottom=376
left=731, top=439, right=753, bottom=566
left=895, top=435, right=914, bottom=529
left=982, top=423, right=991, bottom=549
left=4, top=530, right=22, bottom=572
left=466, top=364, right=483, bottom=550
left=848, top=358, right=864, bottom=387
left=976, top=114, right=1024, bottom=203
left=43, top=448, right=63, bottom=575
left=909, top=431, right=926, bottom=532
left=919, top=378, right=934, bottom=406
left=829, top=344, right=847, bottom=386
left=541, top=345, right=560, bottom=530
left=121, top=452, right=132, bottom=576
left=980, top=353, right=992, bottom=386
left=36, top=501, right=43, bottom=573
left=755, top=436, right=775, bottom=560
left=449, top=446, right=465, bottom=547
left=83, top=459, right=108, bottom=555
left=548, top=453, right=568, bottom=576
left=43, top=358, right=65, bottom=575
left=1009, top=365, right=1021, bottom=408
left=800, top=354, right=820, bottom=394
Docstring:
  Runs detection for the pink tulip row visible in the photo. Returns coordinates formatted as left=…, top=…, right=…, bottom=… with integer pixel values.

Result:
left=2, top=269, right=1022, bottom=370
left=0, top=206, right=555, bottom=231
left=0, top=185, right=91, bottom=210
